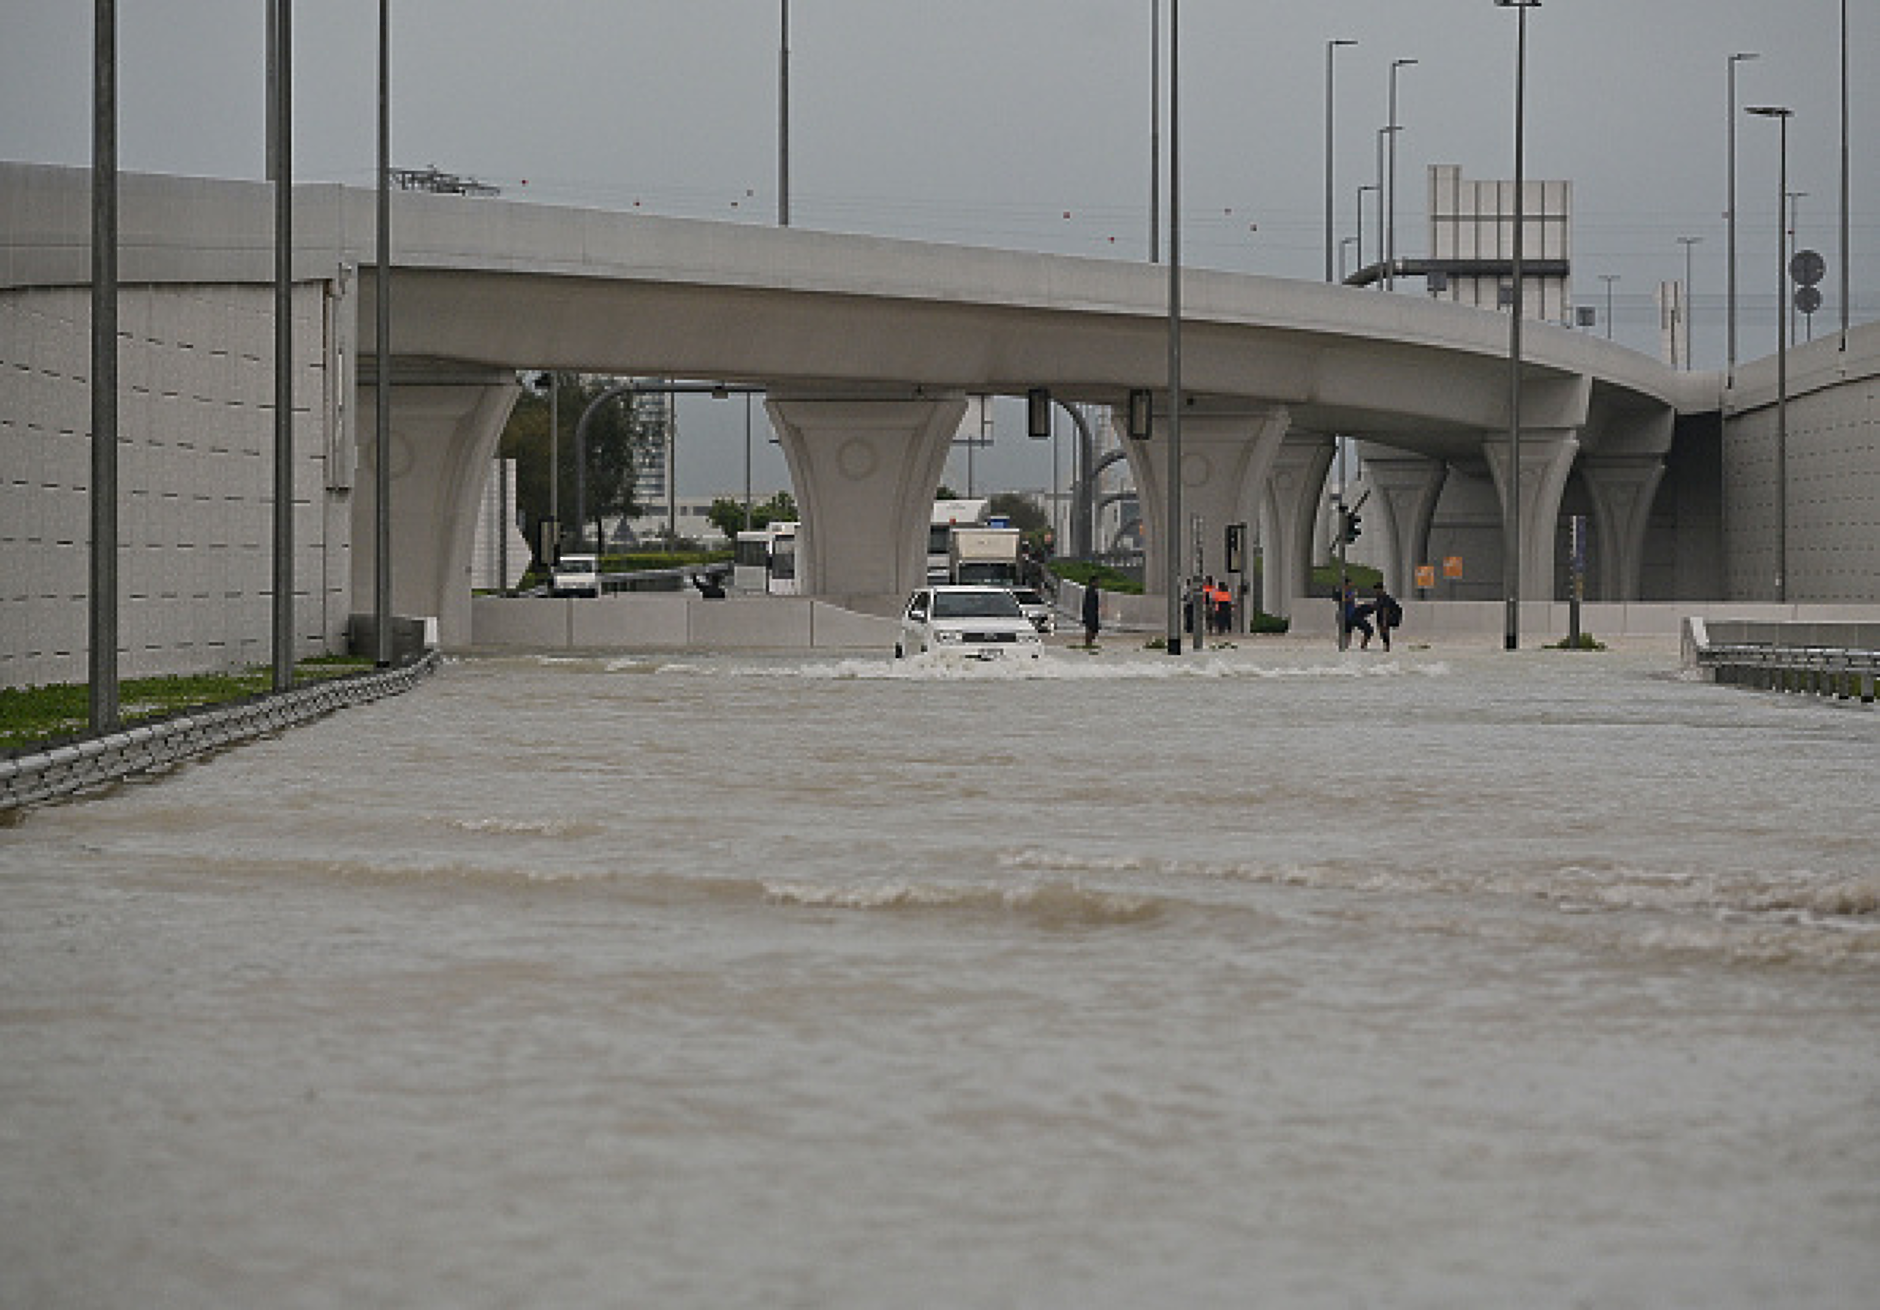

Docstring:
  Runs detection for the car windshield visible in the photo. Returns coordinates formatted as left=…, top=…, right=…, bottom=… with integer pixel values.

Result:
left=559, top=559, right=596, bottom=574
left=931, top=590, right=1023, bottom=620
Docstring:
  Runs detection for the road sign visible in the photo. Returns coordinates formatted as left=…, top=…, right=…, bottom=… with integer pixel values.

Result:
left=1795, top=285, right=1823, bottom=315
left=1790, top=249, right=1826, bottom=287
left=1415, top=564, right=1436, bottom=589
left=1443, top=555, right=1464, bottom=579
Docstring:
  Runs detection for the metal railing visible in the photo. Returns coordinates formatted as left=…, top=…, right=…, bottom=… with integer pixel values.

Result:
left=1695, top=643, right=1880, bottom=702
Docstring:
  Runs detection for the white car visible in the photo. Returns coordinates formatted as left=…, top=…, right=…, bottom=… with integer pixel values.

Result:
left=551, top=553, right=601, bottom=597
left=896, top=586, right=1044, bottom=661
left=1010, top=586, right=1056, bottom=635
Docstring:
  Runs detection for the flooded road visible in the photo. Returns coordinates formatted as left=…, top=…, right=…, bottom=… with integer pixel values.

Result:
left=3, top=641, right=1876, bottom=1307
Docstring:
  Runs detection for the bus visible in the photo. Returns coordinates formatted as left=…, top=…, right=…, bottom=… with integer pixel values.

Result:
left=928, top=498, right=991, bottom=584
left=733, top=522, right=799, bottom=595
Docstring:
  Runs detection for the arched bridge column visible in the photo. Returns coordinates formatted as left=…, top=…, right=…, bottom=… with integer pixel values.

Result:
left=1259, top=429, right=1334, bottom=619
left=352, top=365, right=520, bottom=649
left=1580, top=456, right=1665, bottom=601
left=1122, top=403, right=1290, bottom=597
left=766, top=392, right=968, bottom=606
left=1482, top=427, right=1581, bottom=603
left=1357, top=443, right=1450, bottom=597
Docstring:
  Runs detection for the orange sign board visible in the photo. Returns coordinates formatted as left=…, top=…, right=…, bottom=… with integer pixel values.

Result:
left=1443, top=555, right=1464, bottom=579
left=1415, top=564, right=1437, bottom=589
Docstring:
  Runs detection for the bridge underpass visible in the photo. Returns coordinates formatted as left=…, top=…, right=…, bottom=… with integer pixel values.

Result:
left=3, top=164, right=1727, bottom=663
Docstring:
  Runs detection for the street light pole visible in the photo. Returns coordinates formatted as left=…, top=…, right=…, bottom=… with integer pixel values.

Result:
left=1151, top=0, right=1160, bottom=264
left=1748, top=105, right=1792, bottom=603
left=1496, top=0, right=1539, bottom=654
left=1839, top=0, right=1849, bottom=348
left=779, top=0, right=790, bottom=227
left=1374, top=127, right=1394, bottom=287
left=1387, top=57, right=1417, bottom=290
left=1357, top=183, right=1376, bottom=277
left=374, top=0, right=392, bottom=666
left=1165, top=0, right=1183, bottom=654
left=1727, top=52, right=1758, bottom=382
left=90, top=0, right=119, bottom=732
left=1677, top=235, right=1701, bottom=369
left=271, top=0, right=294, bottom=693
left=1325, top=38, right=1355, bottom=283
left=1599, top=273, right=1619, bottom=340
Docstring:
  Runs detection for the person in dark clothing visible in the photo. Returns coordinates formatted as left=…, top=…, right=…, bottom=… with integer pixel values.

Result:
left=691, top=573, right=726, bottom=599
left=1371, top=581, right=1402, bottom=651
left=1342, top=583, right=1374, bottom=649
left=1082, top=582, right=1101, bottom=648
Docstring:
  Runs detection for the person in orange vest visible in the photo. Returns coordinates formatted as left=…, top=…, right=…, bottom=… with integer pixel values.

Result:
left=1208, top=578, right=1233, bottom=634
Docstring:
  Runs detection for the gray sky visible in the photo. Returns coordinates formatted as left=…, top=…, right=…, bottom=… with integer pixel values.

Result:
left=3, top=1, right=1872, bottom=500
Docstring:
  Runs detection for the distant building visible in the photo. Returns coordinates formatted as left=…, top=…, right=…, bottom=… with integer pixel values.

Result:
left=1423, top=163, right=1573, bottom=323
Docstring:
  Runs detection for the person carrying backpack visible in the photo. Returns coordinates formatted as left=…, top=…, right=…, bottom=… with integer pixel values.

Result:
left=1371, top=581, right=1403, bottom=652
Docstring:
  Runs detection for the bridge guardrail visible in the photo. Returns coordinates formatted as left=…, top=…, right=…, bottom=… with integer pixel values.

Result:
left=1691, top=640, right=1880, bottom=703
left=1, top=652, right=442, bottom=812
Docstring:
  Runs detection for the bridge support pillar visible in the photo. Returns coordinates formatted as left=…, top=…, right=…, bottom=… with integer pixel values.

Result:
left=352, top=367, right=519, bottom=650
left=1357, top=444, right=1450, bottom=598
left=767, top=392, right=968, bottom=608
left=1483, top=427, right=1580, bottom=603
left=1259, top=430, right=1335, bottom=620
left=1123, top=405, right=1290, bottom=614
left=1579, top=455, right=1665, bottom=601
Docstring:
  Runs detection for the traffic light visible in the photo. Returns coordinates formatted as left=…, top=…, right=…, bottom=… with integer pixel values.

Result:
left=1342, top=510, right=1362, bottom=544
left=1027, top=387, right=1051, bottom=439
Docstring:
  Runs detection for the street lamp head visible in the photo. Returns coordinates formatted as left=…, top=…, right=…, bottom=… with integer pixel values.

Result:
left=1331, top=38, right=1357, bottom=48
left=1731, top=51, right=1760, bottom=63
left=1394, top=57, right=1419, bottom=69
left=1747, top=105, right=1793, bottom=119
left=1494, top=0, right=1542, bottom=8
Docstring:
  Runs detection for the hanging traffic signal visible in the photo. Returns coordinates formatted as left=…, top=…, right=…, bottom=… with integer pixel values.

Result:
left=1344, top=510, right=1362, bottom=543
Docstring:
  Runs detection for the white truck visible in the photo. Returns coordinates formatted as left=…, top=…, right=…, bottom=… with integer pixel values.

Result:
left=947, top=525, right=1022, bottom=586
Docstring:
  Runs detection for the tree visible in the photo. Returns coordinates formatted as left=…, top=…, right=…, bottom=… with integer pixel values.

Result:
left=708, top=490, right=798, bottom=542
left=988, top=492, right=1053, bottom=555
left=499, top=375, right=665, bottom=562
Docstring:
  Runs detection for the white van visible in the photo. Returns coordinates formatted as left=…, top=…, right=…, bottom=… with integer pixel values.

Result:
left=550, top=553, right=601, bottom=597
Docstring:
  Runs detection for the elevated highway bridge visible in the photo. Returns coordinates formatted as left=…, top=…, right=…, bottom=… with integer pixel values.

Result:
left=1, top=164, right=1751, bottom=665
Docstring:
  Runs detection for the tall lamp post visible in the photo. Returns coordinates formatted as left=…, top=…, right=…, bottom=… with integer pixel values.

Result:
left=778, top=0, right=790, bottom=227
left=1677, top=235, right=1701, bottom=368
left=1374, top=127, right=1396, bottom=286
left=1386, top=57, right=1417, bottom=290
left=374, top=0, right=392, bottom=666
left=1496, top=0, right=1539, bottom=653
left=90, top=0, right=119, bottom=731
left=1325, top=38, right=1356, bottom=283
left=1748, top=104, right=1792, bottom=602
left=1727, top=52, right=1758, bottom=382
left=1164, top=0, right=1183, bottom=654
left=1357, top=183, right=1377, bottom=277
left=1151, top=0, right=1160, bottom=263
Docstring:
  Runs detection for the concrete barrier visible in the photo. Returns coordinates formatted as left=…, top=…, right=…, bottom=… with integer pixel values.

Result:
left=469, top=594, right=899, bottom=652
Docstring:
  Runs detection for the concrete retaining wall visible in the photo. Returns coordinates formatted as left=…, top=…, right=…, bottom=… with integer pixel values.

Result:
left=0, top=653, right=439, bottom=812
left=469, top=594, right=899, bottom=652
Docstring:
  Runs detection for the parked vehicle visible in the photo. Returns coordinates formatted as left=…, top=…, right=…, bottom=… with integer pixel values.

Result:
left=551, top=553, right=601, bottom=597
left=1010, top=586, right=1056, bottom=635
left=896, top=586, right=1043, bottom=661
left=733, top=522, right=799, bottom=595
